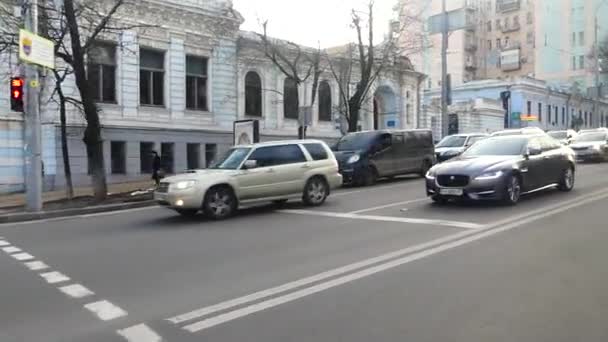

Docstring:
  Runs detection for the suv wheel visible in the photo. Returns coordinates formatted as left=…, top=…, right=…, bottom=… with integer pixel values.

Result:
left=557, top=167, right=575, bottom=192
left=203, top=186, right=237, bottom=220
left=303, top=177, right=329, bottom=206
left=503, top=175, right=521, bottom=205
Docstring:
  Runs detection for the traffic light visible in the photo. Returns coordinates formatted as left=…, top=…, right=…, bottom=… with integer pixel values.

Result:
left=10, top=77, right=24, bottom=112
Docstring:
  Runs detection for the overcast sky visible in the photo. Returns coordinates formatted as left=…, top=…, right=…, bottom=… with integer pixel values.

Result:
left=232, top=0, right=397, bottom=48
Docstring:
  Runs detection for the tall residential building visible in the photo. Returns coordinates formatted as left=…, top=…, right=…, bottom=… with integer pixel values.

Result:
left=401, top=0, right=608, bottom=94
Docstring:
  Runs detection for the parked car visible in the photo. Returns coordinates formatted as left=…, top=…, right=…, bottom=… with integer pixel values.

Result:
left=570, top=131, right=608, bottom=162
left=547, top=129, right=577, bottom=145
left=490, top=127, right=546, bottom=136
left=425, top=134, right=576, bottom=205
left=578, top=127, right=608, bottom=134
left=435, top=133, right=489, bottom=162
left=333, top=129, right=435, bottom=186
left=154, top=140, right=343, bottom=219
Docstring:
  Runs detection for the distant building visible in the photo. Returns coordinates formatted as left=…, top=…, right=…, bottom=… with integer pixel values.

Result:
left=423, top=77, right=608, bottom=138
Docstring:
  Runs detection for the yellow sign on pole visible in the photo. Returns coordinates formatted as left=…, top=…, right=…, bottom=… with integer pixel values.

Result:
left=19, top=29, right=55, bottom=69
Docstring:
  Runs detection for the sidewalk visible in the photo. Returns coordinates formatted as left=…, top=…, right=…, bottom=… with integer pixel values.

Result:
left=0, top=179, right=155, bottom=211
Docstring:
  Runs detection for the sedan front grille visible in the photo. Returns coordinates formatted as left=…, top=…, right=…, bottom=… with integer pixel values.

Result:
left=437, top=175, right=470, bottom=187
left=156, top=182, right=170, bottom=193
left=571, top=146, right=589, bottom=151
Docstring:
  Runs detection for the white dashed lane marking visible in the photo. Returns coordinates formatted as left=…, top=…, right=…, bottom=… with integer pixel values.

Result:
left=0, top=240, right=10, bottom=246
left=24, top=260, right=49, bottom=271
left=40, top=271, right=71, bottom=284
left=84, top=300, right=128, bottom=321
left=58, top=284, right=95, bottom=299
left=2, top=246, right=22, bottom=253
left=11, top=252, right=35, bottom=261
left=117, top=324, right=163, bottom=342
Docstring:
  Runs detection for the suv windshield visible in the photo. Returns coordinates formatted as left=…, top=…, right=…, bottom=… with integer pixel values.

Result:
left=574, top=133, right=607, bottom=142
left=436, top=135, right=467, bottom=148
left=462, top=137, right=527, bottom=156
left=209, top=148, right=252, bottom=170
left=335, top=132, right=379, bottom=151
left=548, top=131, right=568, bottom=139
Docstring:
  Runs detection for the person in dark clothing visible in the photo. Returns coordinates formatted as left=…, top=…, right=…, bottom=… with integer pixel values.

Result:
left=152, top=151, right=162, bottom=186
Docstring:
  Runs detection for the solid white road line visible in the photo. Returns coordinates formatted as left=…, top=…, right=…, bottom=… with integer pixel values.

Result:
left=117, top=324, right=163, bottom=342
left=40, top=271, right=71, bottom=284
left=182, top=188, right=608, bottom=333
left=347, top=198, right=428, bottom=214
left=279, top=209, right=483, bottom=230
left=58, top=284, right=95, bottom=299
left=0, top=206, right=159, bottom=227
left=84, top=300, right=128, bottom=321
left=24, top=261, right=49, bottom=271
left=167, top=228, right=479, bottom=325
left=2, top=246, right=22, bottom=253
left=11, top=252, right=35, bottom=261
left=0, top=240, right=10, bottom=246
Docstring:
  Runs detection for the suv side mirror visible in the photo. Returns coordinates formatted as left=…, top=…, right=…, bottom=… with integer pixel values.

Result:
left=242, top=160, right=258, bottom=170
left=527, top=147, right=542, bottom=157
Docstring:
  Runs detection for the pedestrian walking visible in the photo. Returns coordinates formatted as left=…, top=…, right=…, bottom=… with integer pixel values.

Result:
left=152, top=151, right=162, bottom=186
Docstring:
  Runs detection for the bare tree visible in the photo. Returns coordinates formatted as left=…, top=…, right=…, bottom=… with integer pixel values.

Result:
left=257, top=21, right=323, bottom=138
left=1, top=0, right=153, bottom=202
left=325, top=0, right=423, bottom=132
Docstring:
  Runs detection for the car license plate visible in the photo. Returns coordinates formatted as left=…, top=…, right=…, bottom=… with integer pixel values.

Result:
left=440, top=188, right=463, bottom=196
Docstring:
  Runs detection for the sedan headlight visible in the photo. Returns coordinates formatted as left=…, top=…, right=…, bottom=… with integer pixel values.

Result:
left=347, top=154, right=360, bottom=164
left=173, top=180, right=197, bottom=190
left=475, top=170, right=504, bottom=180
left=425, top=169, right=436, bottom=179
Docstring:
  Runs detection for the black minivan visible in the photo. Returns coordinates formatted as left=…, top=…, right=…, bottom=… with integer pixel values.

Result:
left=333, top=130, right=436, bottom=186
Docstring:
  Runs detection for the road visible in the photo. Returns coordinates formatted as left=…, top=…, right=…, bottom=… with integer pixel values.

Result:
left=1, top=162, right=608, bottom=342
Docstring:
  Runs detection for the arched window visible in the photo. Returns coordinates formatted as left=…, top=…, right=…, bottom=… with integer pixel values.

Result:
left=318, top=81, right=332, bottom=122
left=245, top=71, right=262, bottom=116
left=283, top=77, right=299, bottom=119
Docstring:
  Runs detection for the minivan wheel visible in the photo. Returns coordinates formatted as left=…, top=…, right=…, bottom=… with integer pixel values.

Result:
left=503, top=175, right=521, bottom=205
left=362, top=167, right=377, bottom=186
left=303, top=177, right=329, bottom=206
left=557, top=167, right=575, bottom=192
left=203, top=186, right=237, bottom=220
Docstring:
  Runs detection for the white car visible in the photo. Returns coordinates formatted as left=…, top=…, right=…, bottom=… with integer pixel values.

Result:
left=154, top=140, right=343, bottom=219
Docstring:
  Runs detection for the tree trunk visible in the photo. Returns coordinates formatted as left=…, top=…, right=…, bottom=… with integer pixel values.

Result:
left=64, top=0, right=107, bottom=201
left=58, top=95, right=74, bottom=200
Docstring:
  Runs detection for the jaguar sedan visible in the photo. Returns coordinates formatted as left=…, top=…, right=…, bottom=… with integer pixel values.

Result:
left=425, top=134, right=576, bottom=205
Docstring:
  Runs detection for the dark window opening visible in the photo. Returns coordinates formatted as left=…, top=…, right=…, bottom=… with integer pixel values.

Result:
left=161, top=142, right=174, bottom=174
left=245, top=71, right=262, bottom=116
left=283, top=77, right=299, bottom=119
left=140, top=49, right=165, bottom=106
left=88, top=42, right=116, bottom=103
left=186, top=56, right=208, bottom=111
left=205, top=144, right=217, bottom=168
left=140, top=142, right=155, bottom=174
left=187, top=143, right=201, bottom=170
left=111, top=141, right=126, bottom=174
left=318, top=81, right=332, bottom=122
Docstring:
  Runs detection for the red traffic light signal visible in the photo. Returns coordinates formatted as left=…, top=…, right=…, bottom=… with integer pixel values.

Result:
left=10, top=77, right=24, bottom=112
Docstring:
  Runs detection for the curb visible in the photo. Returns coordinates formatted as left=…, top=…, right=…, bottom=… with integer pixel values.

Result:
left=0, top=200, right=157, bottom=224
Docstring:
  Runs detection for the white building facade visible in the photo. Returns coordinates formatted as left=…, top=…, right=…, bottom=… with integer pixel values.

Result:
left=0, top=0, right=424, bottom=193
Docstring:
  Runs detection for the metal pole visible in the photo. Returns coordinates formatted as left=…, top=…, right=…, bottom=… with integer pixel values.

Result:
left=441, top=0, right=449, bottom=138
left=23, top=0, right=43, bottom=212
left=595, top=14, right=601, bottom=128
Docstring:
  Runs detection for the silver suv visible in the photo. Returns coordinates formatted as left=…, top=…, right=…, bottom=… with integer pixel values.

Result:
left=154, top=140, right=343, bottom=219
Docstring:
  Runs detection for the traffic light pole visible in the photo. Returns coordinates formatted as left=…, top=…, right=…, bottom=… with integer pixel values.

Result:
left=23, top=0, right=43, bottom=212
left=440, top=0, right=449, bottom=139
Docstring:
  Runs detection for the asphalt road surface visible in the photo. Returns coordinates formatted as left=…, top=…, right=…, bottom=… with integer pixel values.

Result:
left=2, top=163, right=608, bottom=342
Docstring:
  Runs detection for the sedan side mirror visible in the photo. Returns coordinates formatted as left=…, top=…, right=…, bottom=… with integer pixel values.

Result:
left=242, top=160, right=258, bottom=170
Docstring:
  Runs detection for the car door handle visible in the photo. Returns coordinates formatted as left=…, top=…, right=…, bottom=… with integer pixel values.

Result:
left=265, top=168, right=275, bottom=173
left=301, top=164, right=312, bottom=169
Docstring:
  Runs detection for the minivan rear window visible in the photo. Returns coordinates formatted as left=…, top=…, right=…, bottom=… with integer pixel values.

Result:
left=303, top=143, right=329, bottom=160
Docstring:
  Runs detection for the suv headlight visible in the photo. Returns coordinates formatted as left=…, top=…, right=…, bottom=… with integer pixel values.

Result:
left=475, top=170, right=504, bottom=180
left=347, top=154, right=360, bottom=164
left=173, top=180, right=197, bottom=190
